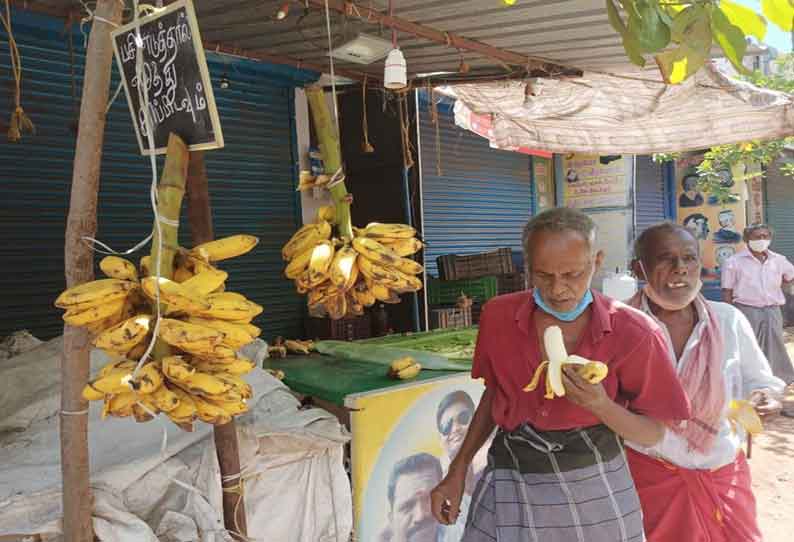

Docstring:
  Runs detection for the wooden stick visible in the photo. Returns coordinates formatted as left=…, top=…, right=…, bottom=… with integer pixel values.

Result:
left=61, top=3, right=123, bottom=542
left=185, top=151, right=248, bottom=538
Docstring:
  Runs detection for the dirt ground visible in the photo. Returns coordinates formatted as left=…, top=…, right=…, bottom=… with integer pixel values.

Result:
left=753, top=330, right=794, bottom=542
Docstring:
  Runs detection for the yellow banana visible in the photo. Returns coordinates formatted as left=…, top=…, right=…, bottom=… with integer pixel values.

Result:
left=238, top=322, right=261, bottom=338
left=55, top=278, right=137, bottom=309
left=162, top=356, right=231, bottom=396
left=285, top=244, right=314, bottom=279
left=129, top=362, right=164, bottom=394
left=316, top=205, right=336, bottom=223
left=63, top=297, right=127, bottom=326
left=90, top=367, right=133, bottom=395
left=191, top=234, right=259, bottom=262
left=352, top=282, right=377, bottom=307
left=100, top=256, right=139, bottom=282
left=309, top=241, right=335, bottom=284
left=192, top=394, right=233, bottom=425
left=329, top=246, right=359, bottom=291
left=324, top=292, right=348, bottom=320
left=158, top=318, right=224, bottom=347
left=141, top=277, right=210, bottom=314
left=93, top=315, right=151, bottom=354
left=388, top=357, right=422, bottom=380
left=82, top=383, right=106, bottom=401
left=380, top=237, right=423, bottom=257
left=370, top=281, right=393, bottom=303
left=196, top=292, right=263, bottom=321
left=285, top=340, right=311, bottom=355
left=728, top=399, right=764, bottom=435
left=139, top=256, right=152, bottom=277
left=173, top=265, right=195, bottom=283
left=104, top=392, right=138, bottom=418
left=389, top=356, right=415, bottom=373
left=185, top=317, right=255, bottom=349
left=126, top=338, right=151, bottom=360
left=362, top=222, right=416, bottom=239
left=83, top=308, right=127, bottom=336
left=181, top=268, right=229, bottom=296
left=166, top=384, right=197, bottom=420
left=357, top=256, right=405, bottom=285
left=352, top=237, right=402, bottom=267
left=282, top=221, right=332, bottom=261
left=296, top=170, right=316, bottom=192
left=206, top=397, right=248, bottom=416
left=149, top=384, right=181, bottom=412
left=191, top=357, right=256, bottom=375
left=132, top=400, right=157, bottom=423
left=390, top=257, right=424, bottom=276
left=213, top=373, right=253, bottom=399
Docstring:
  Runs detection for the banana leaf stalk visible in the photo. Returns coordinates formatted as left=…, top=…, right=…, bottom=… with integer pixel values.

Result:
left=315, top=340, right=472, bottom=372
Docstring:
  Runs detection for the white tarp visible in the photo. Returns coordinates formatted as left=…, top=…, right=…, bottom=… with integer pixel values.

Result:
left=444, top=63, right=794, bottom=154
left=0, top=337, right=352, bottom=542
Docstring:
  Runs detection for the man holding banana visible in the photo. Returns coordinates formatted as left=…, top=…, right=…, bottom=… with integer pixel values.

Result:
left=430, top=207, right=691, bottom=542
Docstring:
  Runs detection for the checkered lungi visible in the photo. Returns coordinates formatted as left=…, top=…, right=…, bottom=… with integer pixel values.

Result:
left=462, top=423, right=645, bottom=542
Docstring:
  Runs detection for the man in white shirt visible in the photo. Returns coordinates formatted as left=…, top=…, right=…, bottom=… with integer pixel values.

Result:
left=627, top=222, right=784, bottom=542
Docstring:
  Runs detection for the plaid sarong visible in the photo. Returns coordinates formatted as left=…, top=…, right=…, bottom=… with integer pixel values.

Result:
left=462, top=424, right=645, bottom=542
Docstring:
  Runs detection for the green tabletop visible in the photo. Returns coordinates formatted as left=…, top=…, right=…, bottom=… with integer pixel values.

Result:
left=263, top=354, right=461, bottom=406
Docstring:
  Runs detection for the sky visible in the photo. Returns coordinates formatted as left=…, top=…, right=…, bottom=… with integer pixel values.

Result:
left=735, top=0, right=791, bottom=52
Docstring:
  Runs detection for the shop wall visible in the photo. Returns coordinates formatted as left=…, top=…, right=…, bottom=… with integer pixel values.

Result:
left=418, top=96, right=533, bottom=278
left=0, top=10, right=317, bottom=340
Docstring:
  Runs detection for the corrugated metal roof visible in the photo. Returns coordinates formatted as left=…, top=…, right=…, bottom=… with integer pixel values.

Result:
left=20, top=0, right=635, bottom=80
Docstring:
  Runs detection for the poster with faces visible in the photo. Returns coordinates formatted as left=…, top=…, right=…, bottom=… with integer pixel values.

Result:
left=675, top=154, right=748, bottom=280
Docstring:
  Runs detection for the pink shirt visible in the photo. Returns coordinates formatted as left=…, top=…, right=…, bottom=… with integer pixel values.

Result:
left=721, top=249, right=794, bottom=307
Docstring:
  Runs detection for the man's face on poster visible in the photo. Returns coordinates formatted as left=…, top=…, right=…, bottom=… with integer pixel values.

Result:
left=438, top=401, right=473, bottom=461
left=390, top=470, right=440, bottom=542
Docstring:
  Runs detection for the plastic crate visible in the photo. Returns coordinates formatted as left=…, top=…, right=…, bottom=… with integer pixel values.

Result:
left=304, top=313, right=372, bottom=341
left=429, top=306, right=473, bottom=330
left=497, top=272, right=527, bottom=295
left=427, top=276, right=499, bottom=306
left=436, top=248, right=514, bottom=281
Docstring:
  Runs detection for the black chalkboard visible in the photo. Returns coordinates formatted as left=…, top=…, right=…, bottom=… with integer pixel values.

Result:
left=111, top=0, right=223, bottom=155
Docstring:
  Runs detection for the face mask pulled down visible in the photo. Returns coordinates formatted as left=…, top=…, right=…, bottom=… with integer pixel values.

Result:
left=639, top=261, right=701, bottom=311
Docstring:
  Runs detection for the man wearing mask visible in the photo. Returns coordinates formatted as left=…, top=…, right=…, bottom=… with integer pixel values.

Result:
left=722, top=224, right=794, bottom=384
left=430, top=207, right=691, bottom=542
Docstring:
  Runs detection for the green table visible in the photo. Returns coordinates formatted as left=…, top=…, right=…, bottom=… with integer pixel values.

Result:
left=263, top=354, right=460, bottom=406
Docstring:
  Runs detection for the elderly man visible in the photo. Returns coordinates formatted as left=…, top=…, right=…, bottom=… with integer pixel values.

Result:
left=430, top=207, right=690, bottom=542
left=627, top=222, right=784, bottom=541
left=722, top=224, right=794, bottom=384
left=383, top=453, right=445, bottom=542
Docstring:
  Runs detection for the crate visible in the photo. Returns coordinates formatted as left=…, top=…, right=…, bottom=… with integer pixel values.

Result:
left=471, top=302, right=483, bottom=325
left=497, top=272, right=527, bottom=295
left=427, top=276, right=499, bottom=306
left=429, top=306, right=473, bottom=330
left=436, top=248, right=514, bottom=281
left=304, top=313, right=372, bottom=341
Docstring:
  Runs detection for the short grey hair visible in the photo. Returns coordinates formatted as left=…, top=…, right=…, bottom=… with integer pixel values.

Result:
left=633, top=221, right=699, bottom=263
left=387, top=453, right=441, bottom=509
left=743, top=223, right=773, bottom=240
left=522, top=208, right=597, bottom=269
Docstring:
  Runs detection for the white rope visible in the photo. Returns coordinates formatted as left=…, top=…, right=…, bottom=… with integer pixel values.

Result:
left=60, top=408, right=90, bottom=416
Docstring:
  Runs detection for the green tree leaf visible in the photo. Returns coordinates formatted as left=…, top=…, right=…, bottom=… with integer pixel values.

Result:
left=627, top=0, right=672, bottom=53
left=720, top=0, right=768, bottom=40
left=761, top=0, right=794, bottom=31
left=712, top=7, right=750, bottom=75
left=670, top=5, right=705, bottom=42
left=655, top=43, right=709, bottom=83
left=606, top=0, right=647, bottom=66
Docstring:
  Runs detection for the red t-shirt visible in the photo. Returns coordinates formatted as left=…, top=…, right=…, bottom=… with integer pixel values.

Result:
left=472, top=290, right=691, bottom=431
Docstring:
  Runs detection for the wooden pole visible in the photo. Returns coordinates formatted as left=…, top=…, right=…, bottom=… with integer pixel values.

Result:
left=185, top=151, right=248, bottom=538
left=61, top=2, right=123, bottom=541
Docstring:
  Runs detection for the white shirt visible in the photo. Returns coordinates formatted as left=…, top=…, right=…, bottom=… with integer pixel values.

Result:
left=626, top=296, right=785, bottom=470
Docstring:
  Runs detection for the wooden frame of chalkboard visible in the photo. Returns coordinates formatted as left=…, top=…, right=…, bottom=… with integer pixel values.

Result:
left=110, top=0, right=224, bottom=155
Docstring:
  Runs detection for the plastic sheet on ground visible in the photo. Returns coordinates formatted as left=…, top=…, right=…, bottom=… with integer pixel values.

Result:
left=0, top=336, right=352, bottom=542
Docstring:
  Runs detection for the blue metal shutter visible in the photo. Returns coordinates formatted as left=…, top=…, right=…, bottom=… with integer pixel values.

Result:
left=418, top=105, right=532, bottom=278
left=0, top=11, right=316, bottom=340
left=766, top=158, right=794, bottom=260
left=634, top=155, right=668, bottom=235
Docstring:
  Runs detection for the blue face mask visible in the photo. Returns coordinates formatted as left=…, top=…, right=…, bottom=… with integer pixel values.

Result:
left=533, top=288, right=593, bottom=322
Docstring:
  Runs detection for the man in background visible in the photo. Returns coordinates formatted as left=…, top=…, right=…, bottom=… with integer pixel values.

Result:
left=723, top=224, right=794, bottom=384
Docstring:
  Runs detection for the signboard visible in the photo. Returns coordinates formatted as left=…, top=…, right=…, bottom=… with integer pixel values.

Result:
left=347, top=374, right=492, bottom=542
left=533, top=156, right=554, bottom=211
left=111, top=0, right=223, bottom=155
left=675, top=154, right=747, bottom=280
left=562, top=153, right=629, bottom=209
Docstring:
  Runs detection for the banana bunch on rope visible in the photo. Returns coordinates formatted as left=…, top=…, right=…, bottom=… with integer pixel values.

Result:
left=523, top=326, right=609, bottom=399
left=55, top=234, right=263, bottom=431
left=282, top=205, right=424, bottom=320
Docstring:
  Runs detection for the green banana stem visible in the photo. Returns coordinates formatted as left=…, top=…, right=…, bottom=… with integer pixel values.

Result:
left=150, top=133, right=189, bottom=360
left=329, top=180, right=354, bottom=241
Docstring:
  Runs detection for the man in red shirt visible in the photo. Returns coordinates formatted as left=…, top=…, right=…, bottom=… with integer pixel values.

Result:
left=430, top=207, right=691, bottom=542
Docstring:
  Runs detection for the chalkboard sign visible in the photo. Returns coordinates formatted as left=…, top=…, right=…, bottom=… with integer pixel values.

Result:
left=111, top=0, right=223, bottom=155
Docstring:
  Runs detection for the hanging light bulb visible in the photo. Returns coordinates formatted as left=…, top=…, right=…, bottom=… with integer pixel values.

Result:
left=384, top=48, right=407, bottom=90
left=219, top=73, right=230, bottom=89
left=275, top=1, right=290, bottom=20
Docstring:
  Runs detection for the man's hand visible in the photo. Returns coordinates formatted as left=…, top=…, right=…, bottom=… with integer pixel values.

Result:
left=431, top=467, right=466, bottom=526
left=749, top=389, right=782, bottom=418
left=562, top=366, right=610, bottom=413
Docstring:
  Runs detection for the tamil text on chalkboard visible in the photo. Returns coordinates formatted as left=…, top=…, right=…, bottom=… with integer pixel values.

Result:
left=111, top=0, right=223, bottom=155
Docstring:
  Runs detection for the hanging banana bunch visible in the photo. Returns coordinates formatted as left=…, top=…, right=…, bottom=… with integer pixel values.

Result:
left=55, top=234, right=264, bottom=431
left=282, top=200, right=425, bottom=320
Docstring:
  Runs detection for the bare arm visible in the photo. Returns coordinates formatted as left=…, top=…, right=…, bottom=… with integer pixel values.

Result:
left=431, top=386, right=496, bottom=525
left=562, top=367, right=664, bottom=447
left=722, top=288, right=734, bottom=304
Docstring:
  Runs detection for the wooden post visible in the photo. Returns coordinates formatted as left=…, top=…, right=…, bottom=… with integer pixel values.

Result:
left=61, top=2, right=123, bottom=542
left=185, top=151, right=248, bottom=538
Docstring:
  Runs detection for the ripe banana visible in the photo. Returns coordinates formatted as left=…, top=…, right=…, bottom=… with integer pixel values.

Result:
left=192, top=394, right=233, bottom=425
left=196, top=292, right=263, bottom=321
left=357, top=256, right=406, bottom=286
left=329, top=246, right=359, bottom=290
left=213, top=373, right=253, bottom=399
left=129, top=362, right=164, bottom=394
left=181, top=268, right=229, bottom=296
left=352, top=282, right=377, bottom=307
left=63, top=297, right=127, bottom=326
left=132, top=400, right=157, bottom=423
left=89, top=367, right=134, bottom=395
left=158, top=318, right=224, bottom=348
left=362, top=222, right=416, bottom=239
left=352, top=237, right=402, bottom=268
left=173, top=265, right=195, bottom=283
left=325, top=292, right=348, bottom=320
left=316, top=205, right=337, bottom=223
left=728, top=399, right=764, bottom=435
left=55, top=278, right=138, bottom=309
left=93, top=315, right=151, bottom=354
left=162, top=356, right=231, bottom=396
left=166, top=384, right=197, bottom=421
left=308, top=241, right=335, bottom=284
left=141, top=277, right=210, bottom=314
left=104, top=392, right=138, bottom=418
left=380, top=237, right=423, bottom=257
left=285, top=339, right=311, bottom=355
left=82, top=383, right=106, bottom=401
left=388, top=357, right=422, bottom=380
left=149, top=384, right=181, bottom=412
left=139, top=256, right=152, bottom=277
left=83, top=308, right=127, bottom=336
left=185, top=317, right=255, bottom=349
left=191, top=356, right=256, bottom=375
left=100, top=256, right=139, bottom=282
left=282, top=221, right=332, bottom=261
left=191, top=234, right=259, bottom=262
left=370, top=281, right=393, bottom=303
left=206, top=397, right=248, bottom=416
left=285, top=244, right=314, bottom=280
